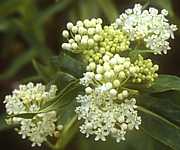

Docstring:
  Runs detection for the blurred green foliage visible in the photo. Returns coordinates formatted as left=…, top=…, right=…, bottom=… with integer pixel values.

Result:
left=0, top=0, right=118, bottom=81
left=0, top=0, right=180, bottom=80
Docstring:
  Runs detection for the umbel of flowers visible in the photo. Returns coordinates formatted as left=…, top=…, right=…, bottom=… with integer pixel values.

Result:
left=75, top=52, right=158, bottom=141
left=4, top=83, right=63, bottom=147
left=62, top=18, right=130, bottom=63
left=114, top=4, right=177, bottom=54
left=62, top=4, right=177, bottom=62
left=62, top=3, right=177, bottom=142
left=3, top=3, right=177, bottom=147
left=76, top=53, right=143, bottom=142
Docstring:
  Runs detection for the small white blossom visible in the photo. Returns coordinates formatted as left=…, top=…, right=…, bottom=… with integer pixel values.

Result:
left=114, top=3, right=177, bottom=54
left=4, top=82, right=62, bottom=147
left=18, top=111, right=57, bottom=147
left=75, top=88, right=141, bottom=142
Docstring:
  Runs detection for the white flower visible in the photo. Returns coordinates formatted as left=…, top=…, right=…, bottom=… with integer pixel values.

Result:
left=114, top=3, right=177, bottom=54
left=75, top=88, right=141, bottom=142
left=76, top=53, right=145, bottom=142
left=18, top=111, right=57, bottom=147
left=4, top=82, right=62, bottom=147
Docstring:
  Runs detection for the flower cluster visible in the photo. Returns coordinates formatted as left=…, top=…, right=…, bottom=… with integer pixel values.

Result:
left=17, top=111, right=58, bottom=147
left=76, top=91, right=141, bottom=142
left=99, top=26, right=130, bottom=54
left=62, top=18, right=103, bottom=53
left=132, top=55, right=159, bottom=85
left=81, top=53, right=158, bottom=88
left=1, top=2, right=178, bottom=148
left=62, top=18, right=130, bottom=63
left=114, top=4, right=177, bottom=54
left=73, top=3, right=171, bottom=141
left=62, top=4, right=177, bottom=62
left=4, top=82, right=62, bottom=147
left=77, top=53, right=159, bottom=141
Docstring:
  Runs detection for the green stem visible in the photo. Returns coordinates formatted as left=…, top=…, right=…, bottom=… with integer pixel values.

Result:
left=42, top=79, right=79, bottom=111
left=122, top=87, right=139, bottom=95
left=53, top=115, right=78, bottom=150
left=130, top=49, right=155, bottom=54
left=119, top=75, right=130, bottom=87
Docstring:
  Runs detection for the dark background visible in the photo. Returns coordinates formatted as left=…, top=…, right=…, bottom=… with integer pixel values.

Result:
left=0, top=0, right=180, bottom=150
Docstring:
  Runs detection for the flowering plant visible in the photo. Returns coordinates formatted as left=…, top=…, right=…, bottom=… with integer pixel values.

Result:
left=1, top=3, right=180, bottom=150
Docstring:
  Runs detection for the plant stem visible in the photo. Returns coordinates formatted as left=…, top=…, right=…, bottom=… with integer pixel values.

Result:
left=53, top=115, right=78, bottom=150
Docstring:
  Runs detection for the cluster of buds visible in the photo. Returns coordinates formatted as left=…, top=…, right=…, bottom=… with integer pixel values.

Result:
left=132, top=55, right=159, bottom=85
left=4, top=82, right=62, bottom=147
left=62, top=18, right=130, bottom=63
left=62, top=18, right=103, bottom=52
left=81, top=53, right=158, bottom=90
left=99, top=26, right=130, bottom=54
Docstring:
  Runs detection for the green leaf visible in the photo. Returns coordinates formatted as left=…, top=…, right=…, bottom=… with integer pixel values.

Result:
left=0, top=49, right=37, bottom=80
left=8, top=112, right=38, bottom=119
left=137, top=91, right=180, bottom=125
left=50, top=53, right=85, bottom=78
left=0, top=18, right=19, bottom=32
left=46, top=80, right=83, bottom=112
left=78, top=130, right=170, bottom=150
left=54, top=115, right=79, bottom=150
left=147, top=75, right=180, bottom=93
left=0, top=113, right=14, bottom=132
left=68, top=0, right=100, bottom=22
left=32, top=59, right=54, bottom=82
left=137, top=106, right=180, bottom=150
left=21, top=75, right=42, bottom=83
left=48, top=80, right=82, bottom=150
left=49, top=71, right=76, bottom=91
left=78, top=0, right=100, bottom=19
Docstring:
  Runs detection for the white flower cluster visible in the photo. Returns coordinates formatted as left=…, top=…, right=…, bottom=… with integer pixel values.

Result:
left=114, top=4, right=177, bottom=54
left=17, top=111, right=58, bottom=147
left=76, top=87, right=141, bottom=142
left=61, top=2, right=176, bottom=144
left=62, top=18, right=103, bottom=52
left=77, top=53, right=144, bottom=142
left=4, top=82, right=62, bottom=147
left=61, top=18, right=130, bottom=63
left=80, top=52, right=136, bottom=89
left=80, top=52, right=158, bottom=88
